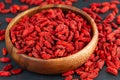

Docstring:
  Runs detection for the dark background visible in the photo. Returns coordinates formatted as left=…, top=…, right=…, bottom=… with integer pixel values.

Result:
left=0, top=0, right=120, bottom=80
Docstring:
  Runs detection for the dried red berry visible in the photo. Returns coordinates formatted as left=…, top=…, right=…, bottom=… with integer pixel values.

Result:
left=99, top=6, right=109, bottom=13
left=0, top=2, right=5, bottom=9
left=116, top=15, right=120, bottom=24
left=0, top=71, right=11, bottom=77
left=5, top=0, right=12, bottom=4
left=106, top=67, right=118, bottom=76
left=2, top=64, right=13, bottom=71
left=41, top=53, right=51, bottom=59
left=64, top=75, right=73, bottom=80
left=5, top=18, right=13, bottom=23
left=10, top=4, right=20, bottom=14
left=11, top=69, right=22, bottom=75
left=96, top=59, right=105, bottom=69
left=2, top=48, right=7, bottom=56
left=0, top=9, right=10, bottom=14
left=62, top=70, right=74, bottom=77
left=0, top=57, right=10, bottom=63
left=20, top=5, right=29, bottom=11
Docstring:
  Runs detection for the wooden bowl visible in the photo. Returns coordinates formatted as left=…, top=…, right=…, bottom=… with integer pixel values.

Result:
left=5, top=4, right=98, bottom=74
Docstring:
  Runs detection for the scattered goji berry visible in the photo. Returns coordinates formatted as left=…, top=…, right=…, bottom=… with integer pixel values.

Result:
left=0, top=2, right=5, bottom=9
left=5, top=18, right=13, bottom=23
left=99, top=6, right=109, bottom=13
left=106, top=67, right=118, bottom=76
left=0, top=35, right=5, bottom=40
left=62, top=70, right=74, bottom=77
left=20, top=5, right=29, bottom=11
left=10, top=69, right=22, bottom=75
left=2, top=48, right=7, bottom=56
left=96, top=59, right=105, bottom=69
left=0, top=57, right=10, bottom=63
left=2, top=64, right=13, bottom=71
left=0, top=71, right=11, bottom=77
left=10, top=4, right=20, bottom=14
left=5, top=0, right=12, bottom=4
left=116, top=15, right=120, bottom=24
left=0, top=9, right=10, bottom=14
left=64, top=75, right=73, bottom=80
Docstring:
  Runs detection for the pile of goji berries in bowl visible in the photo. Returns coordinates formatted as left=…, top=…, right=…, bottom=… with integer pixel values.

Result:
left=5, top=4, right=98, bottom=74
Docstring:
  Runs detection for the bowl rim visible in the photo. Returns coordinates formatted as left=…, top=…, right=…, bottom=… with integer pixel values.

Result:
left=5, top=4, right=98, bottom=61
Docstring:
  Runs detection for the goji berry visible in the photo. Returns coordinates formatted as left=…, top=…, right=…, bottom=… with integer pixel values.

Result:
left=20, top=5, right=29, bottom=11
left=62, top=70, right=74, bottom=77
left=0, top=30, right=5, bottom=36
left=2, top=64, right=13, bottom=71
left=0, top=35, right=5, bottom=40
left=64, top=75, right=73, bottom=80
left=5, top=0, right=12, bottom=4
left=11, top=69, right=22, bottom=75
left=32, top=51, right=39, bottom=58
left=106, top=67, right=118, bottom=76
left=0, top=57, right=10, bottom=63
left=41, top=53, right=51, bottom=59
left=5, top=18, right=13, bottom=23
left=0, top=71, right=11, bottom=77
left=80, top=72, right=89, bottom=79
left=102, top=2, right=110, bottom=6
left=96, top=59, right=105, bottom=69
left=88, top=72, right=98, bottom=79
left=2, top=48, right=7, bottom=56
left=116, top=15, right=120, bottom=24
left=0, top=2, right=5, bottom=9
left=10, top=4, right=20, bottom=14
left=0, top=9, right=10, bottom=14
left=99, top=6, right=109, bottom=13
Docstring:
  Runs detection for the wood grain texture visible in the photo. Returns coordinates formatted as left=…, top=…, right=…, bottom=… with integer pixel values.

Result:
left=5, top=4, right=98, bottom=74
